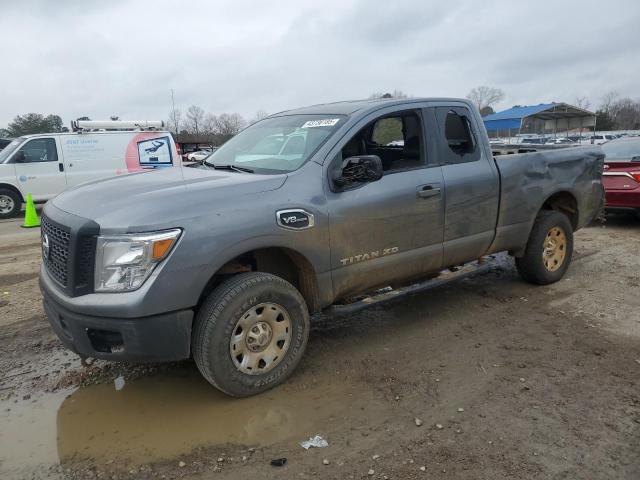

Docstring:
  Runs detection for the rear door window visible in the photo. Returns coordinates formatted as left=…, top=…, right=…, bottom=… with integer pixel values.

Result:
left=435, top=107, right=480, bottom=164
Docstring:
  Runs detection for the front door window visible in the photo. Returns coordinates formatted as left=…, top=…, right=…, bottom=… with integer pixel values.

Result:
left=14, top=138, right=58, bottom=163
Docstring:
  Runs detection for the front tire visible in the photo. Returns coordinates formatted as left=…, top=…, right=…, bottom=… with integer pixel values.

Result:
left=192, top=272, right=310, bottom=397
left=0, top=189, right=22, bottom=219
left=515, top=210, right=574, bottom=285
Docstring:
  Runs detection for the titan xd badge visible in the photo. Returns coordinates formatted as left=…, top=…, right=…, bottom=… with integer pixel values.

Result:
left=340, top=247, right=399, bottom=265
left=276, top=209, right=315, bottom=230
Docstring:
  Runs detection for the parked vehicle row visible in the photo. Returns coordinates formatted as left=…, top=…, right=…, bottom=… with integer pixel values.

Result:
left=491, top=133, right=634, bottom=146
left=186, top=148, right=218, bottom=163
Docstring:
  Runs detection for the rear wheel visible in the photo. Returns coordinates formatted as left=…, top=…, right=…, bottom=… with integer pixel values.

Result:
left=192, top=272, right=310, bottom=397
left=515, top=210, right=573, bottom=285
left=0, top=189, right=22, bottom=219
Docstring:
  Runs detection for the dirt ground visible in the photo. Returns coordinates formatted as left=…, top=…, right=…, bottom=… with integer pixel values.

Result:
left=0, top=213, right=639, bottom=480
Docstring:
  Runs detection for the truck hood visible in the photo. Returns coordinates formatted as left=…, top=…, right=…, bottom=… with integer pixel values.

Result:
left=51, top=166, right=287, bottom=230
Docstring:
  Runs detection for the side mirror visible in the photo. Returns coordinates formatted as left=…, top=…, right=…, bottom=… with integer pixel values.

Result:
left=13, top=151, right=26, bottom=163
left=332, top=155, right=383, bottom=188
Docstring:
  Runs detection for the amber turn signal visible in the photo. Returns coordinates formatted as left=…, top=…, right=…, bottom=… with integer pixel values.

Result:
left=152, top=238, right=176, bottom=260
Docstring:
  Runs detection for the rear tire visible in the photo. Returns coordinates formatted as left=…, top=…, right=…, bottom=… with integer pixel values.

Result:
left=0, top=189, right=22, bottom=219
left=515, top=210, right=573, bottom=285
left=192, top=272, right=310, bottom=397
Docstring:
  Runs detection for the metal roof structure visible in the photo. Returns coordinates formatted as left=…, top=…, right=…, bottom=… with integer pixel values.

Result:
left=483, top=103, right=596, bottom=132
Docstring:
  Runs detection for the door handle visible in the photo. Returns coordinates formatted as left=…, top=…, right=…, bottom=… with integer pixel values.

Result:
left=58, top=163, right=64, bottom=172
left=417, top=186, right=441, bottom=199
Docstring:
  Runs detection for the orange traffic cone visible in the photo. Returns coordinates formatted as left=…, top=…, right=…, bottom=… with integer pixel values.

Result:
left=21, top=193, right=40, bottom=228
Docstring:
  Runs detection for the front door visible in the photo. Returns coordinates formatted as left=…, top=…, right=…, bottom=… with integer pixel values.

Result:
left=326, top=108, right=445, bottom=300
left=12, top=137, right=67, bottom=201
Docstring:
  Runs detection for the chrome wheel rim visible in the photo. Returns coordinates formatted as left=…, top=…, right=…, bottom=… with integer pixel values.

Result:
left=0, top=195, right=15, bottom=215
left=542, top=226, right=567, bottom=272
left=229, top=302, right=291, bottom=375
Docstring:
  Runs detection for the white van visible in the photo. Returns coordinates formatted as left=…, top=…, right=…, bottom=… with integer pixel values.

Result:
left=0, top=121, right=180, bottom=219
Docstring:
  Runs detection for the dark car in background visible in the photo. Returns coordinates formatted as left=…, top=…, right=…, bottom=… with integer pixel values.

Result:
left=602, top=137, right=640, bottom=214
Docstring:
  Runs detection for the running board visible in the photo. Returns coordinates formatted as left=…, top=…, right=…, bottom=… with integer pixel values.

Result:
left=326, top=259, right=493, bottom=316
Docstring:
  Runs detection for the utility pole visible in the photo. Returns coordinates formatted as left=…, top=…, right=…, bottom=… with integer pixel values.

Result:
left=171, top=88, right=178, bottom=141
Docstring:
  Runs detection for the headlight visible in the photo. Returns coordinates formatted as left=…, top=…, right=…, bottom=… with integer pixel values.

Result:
left=94, top=229, right=181, bottom=292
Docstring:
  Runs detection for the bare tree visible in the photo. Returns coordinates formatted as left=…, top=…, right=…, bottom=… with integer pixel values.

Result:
left=466, top=86, right=505, bottom=111
left=202, top=113, right=217, bottom=134
left=167, top=107, right=182, bottom=135
left=574, top=96, right=591, bottom=111
left=214, top=113, right=246, bottom=136
left=185, top=105, right=205, bottom=135
left=610, top=97, right=640, bottom=130
left=249, top=110, right=269, bottom=125
left=600, top=91, right=619, bottom=114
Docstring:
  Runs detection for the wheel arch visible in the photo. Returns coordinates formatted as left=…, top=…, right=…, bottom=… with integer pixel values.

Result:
left=538, top=190, right=579, bottom=230
left=0, top=183, right=25, bottom=203
left=197, top=247, right=321, bottom=314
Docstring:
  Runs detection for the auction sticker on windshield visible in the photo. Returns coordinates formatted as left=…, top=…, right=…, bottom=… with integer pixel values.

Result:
left=301, top=118, right=340, bottom=128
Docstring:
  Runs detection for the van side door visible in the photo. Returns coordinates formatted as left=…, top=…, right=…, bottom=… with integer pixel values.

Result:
left=326, top=106, right=445, bottom=300
left=433, top=106, right=500, bottom=266
left=11, top=137, right=67, bottom=201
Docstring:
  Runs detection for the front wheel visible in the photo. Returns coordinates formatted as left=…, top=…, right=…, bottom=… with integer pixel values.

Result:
left=192, top=272, right=310, bottom=397
left=515, top=210, right=574, bottom=285
left=0, top=189, right=22, bottom=219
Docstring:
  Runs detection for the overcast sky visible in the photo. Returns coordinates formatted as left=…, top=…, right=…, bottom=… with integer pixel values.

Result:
left=2, top=0, right=639, bottom=127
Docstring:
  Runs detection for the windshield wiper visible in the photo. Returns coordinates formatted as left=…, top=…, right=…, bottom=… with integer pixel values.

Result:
left=203, top=161, right=254, bottom=173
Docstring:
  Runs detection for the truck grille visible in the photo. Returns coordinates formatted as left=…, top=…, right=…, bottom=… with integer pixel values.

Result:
left=76, top=235, right=96, bottom=288
left=41, top=215, right=71, bottom=287
left=41, top=212, right=98, bottom=295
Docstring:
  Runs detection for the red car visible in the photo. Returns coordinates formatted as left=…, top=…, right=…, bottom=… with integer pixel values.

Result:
left=602, top=137, right=640, bottom=214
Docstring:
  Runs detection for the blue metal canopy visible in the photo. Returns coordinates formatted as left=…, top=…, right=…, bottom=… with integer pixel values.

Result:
left=482, top=103, right=556, bottom=131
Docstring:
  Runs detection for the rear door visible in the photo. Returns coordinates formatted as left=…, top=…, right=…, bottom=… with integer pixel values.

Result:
left=11, top=137, right=67, bottom=201
left=433, top=106, right=500, bottom=266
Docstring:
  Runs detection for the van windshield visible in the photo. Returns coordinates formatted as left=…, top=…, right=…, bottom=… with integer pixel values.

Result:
left=204, top=114, right=346, bottom=173
left=0, top=139, right=24, bottom=164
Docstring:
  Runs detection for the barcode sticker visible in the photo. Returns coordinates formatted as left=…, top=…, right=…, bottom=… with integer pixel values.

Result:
left=301, top=118, right=340, bottom=128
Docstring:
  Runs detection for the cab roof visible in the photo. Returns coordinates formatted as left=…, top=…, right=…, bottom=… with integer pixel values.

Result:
left=273, top=97, right=470, bottom=117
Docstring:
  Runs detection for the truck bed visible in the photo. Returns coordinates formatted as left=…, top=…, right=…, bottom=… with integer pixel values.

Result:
left=488, top=146, right=605, bottom=257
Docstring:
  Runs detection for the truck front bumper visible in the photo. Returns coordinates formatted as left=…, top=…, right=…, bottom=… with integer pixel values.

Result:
left=41, top=276, right=193, bottom=362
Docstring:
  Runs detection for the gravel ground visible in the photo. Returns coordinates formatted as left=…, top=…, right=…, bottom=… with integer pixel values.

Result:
left=0, top=213, right=639, bottom=480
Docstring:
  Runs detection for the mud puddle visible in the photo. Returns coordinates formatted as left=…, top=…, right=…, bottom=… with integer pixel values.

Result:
left=1, top=366, right=360, bottom=476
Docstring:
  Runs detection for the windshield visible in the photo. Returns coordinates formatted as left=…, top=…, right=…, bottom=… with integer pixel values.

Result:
left=204, top=114, right=346, bottom=173
left=0, top=138, right=24, bottom=164
left=602, top=139, right=640, bottom=161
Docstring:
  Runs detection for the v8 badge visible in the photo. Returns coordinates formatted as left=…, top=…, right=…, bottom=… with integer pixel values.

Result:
left=276, top=209, right=315, bottom=230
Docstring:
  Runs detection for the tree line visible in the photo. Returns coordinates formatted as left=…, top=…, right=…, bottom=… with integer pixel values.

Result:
left=167, top=106, right=268, bottom=141
left=3, top=89, right=639, bottom=139
left=0, top=113, right=67, bottom=137
left=466, top=86, right=640, bottom=131
left=592, top=92, right=640, bottom=131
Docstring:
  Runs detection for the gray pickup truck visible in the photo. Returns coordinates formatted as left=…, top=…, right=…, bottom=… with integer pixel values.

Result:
left=40, top=98, right=604, bottom=396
